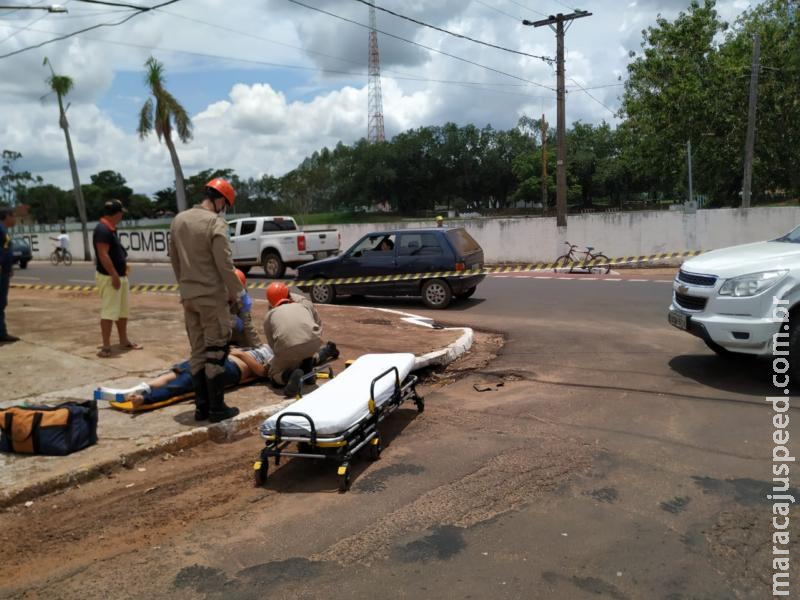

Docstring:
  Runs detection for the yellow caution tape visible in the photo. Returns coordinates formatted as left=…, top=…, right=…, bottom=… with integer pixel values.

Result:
left=9, top=250, right=700, bottom=294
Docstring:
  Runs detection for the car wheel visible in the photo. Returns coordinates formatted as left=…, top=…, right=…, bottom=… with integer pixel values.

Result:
left=261, top=251, right=286, bottom=279
left=456, top=285, right=476, bottom=300
left=19, top=260, right=28, bottom=269
left=311, top=284, right=336, bottom=304
left=421, top=279, right=452, bottom=309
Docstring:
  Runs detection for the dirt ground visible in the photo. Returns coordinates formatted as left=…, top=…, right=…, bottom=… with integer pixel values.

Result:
left=0, top=330, right=502, bottom=599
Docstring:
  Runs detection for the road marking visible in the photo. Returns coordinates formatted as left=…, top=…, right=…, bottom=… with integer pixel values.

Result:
left=13, top=276, right=39, bottom=281
left=69, top=279, right=95, bottom=283
left=604, top=278, right=622, bottom=281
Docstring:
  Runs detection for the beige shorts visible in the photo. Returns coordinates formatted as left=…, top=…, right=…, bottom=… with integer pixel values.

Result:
left=95, top=272, right=129, bottom=321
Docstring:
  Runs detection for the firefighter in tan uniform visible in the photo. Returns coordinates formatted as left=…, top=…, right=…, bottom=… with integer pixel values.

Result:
left=169, top=178, right=247, bottom=422
left=230, top=268, right=262, bottom=348
left=263, top=282, right=338, bottom=397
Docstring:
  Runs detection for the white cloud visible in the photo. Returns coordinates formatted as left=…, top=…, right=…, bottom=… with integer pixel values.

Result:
left=0, top=0, right=745, bottom=197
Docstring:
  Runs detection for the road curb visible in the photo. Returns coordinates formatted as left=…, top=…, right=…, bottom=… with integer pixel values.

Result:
left=0, top=307, right=473, bottom=509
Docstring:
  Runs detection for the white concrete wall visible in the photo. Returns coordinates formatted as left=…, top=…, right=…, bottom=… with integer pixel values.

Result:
left=336, top=207, right=800, bottom=263
left=16, top=207, right=800, bottom=264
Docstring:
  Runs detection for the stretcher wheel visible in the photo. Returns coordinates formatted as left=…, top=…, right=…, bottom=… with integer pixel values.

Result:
left=253, top=460, right=269, bottom=487
left=414, top=394, right=425, bottom=413
left=367, top=436, right=382, bottom=461
left=337, top=463, right=351, bottom=493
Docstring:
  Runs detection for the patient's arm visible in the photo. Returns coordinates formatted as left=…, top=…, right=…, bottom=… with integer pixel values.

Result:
left=230, top=348, right=268, bottom=378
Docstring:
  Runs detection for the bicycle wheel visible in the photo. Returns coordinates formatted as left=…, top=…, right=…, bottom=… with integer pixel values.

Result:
left=63, top=250, right=72, bottom=266
left=49, top=250, right=60, bottom=266
left=589, top=253, right=611, bottom=274
left=554, top=254, right=574, bottom=273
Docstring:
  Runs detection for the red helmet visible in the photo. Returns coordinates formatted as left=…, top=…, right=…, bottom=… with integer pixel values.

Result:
left=206, top=178, right=235, bottom=207
left=274, top=298, right=292, bottom=307
left=266, top=281, right=289, bottom=307
left=235, top=268, right=246, bottom=287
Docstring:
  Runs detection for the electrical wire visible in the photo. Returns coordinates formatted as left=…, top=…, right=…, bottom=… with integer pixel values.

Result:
left=568, top=77, right=617, bottom=115
left=0, top=0, right=55, bottom=45
left=350, top=0, right=551, bottom=62
left=155, top=6, right=553, bottom=91
left=73, top=0, right=152, bottom=8
left=285, top=0, right=556, bottom=90
left=0, top=0, right=181, bottom=60
left=472, top=0, right=522, bottom=22
left=0, top=19, right=557, bottom=101
left=504, top=0, right=548, bottom=18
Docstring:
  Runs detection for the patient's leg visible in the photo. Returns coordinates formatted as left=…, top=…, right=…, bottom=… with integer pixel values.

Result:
left=136, top=361, right=194, bottom=406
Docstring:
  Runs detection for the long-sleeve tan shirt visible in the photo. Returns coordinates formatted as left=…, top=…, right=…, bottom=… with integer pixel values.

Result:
left=169, top=205, right=243, bottom=303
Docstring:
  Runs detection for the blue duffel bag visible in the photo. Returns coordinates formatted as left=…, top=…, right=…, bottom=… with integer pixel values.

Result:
left=0, top=401, right=98, bottom=455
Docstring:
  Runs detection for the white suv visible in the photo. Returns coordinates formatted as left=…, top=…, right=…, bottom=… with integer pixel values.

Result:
left=668, top=226, right=800, bottom=368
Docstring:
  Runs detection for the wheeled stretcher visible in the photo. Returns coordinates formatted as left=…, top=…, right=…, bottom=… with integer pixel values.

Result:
left=254, top=353, right=424, bottom=492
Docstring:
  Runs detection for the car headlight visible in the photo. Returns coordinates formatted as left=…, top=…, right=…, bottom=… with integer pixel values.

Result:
left=718, top=270, right=788, bottom=297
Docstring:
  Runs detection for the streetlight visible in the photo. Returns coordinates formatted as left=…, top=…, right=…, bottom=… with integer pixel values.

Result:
left=0, top=4, right=68, bottom=11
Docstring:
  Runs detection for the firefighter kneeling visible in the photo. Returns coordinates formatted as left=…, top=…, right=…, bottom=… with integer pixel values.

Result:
left=263, top=282, right=338, bottom=397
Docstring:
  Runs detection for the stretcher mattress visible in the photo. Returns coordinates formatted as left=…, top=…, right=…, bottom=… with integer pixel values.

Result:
left=260, top=353, right=416, bottom=438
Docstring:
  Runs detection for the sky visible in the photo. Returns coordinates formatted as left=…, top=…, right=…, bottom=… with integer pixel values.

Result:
left=0, top=0, right=753, bottom=196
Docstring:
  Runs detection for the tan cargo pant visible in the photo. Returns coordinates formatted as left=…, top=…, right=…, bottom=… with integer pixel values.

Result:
left=182, top=298, right=232, bottom=378
left=268, top=339, right=321, bottom=385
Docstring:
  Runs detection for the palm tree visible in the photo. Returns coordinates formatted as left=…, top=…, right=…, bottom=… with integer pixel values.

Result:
left=43, top=57, right=91, bottom=261
left=138, top=56, right=192, bottom=212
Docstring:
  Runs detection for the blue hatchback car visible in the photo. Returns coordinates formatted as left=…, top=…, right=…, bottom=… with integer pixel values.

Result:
left=296, top=227, right=485, bottom=309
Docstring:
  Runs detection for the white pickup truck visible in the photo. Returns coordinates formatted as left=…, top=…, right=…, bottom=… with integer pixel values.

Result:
left=668, top=225, right=800, bottom=377
left=228, top=216, right=340, bottom=278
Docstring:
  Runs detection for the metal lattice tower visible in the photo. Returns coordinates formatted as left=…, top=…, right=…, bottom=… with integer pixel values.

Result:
left=367, top=2, right=385, bottom=143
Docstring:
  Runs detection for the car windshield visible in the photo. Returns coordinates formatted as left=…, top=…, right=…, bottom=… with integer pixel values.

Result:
left=774, top=226, right=800, bottom=243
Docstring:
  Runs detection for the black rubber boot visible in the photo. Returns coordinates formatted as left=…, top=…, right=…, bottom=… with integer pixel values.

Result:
left=192, top=372, right=210, bottom=421
left=208, top=373, right=239, bottom=423
left=315, top=341, right=339, bottom=365
left=282, top=368, right=305, bottom=398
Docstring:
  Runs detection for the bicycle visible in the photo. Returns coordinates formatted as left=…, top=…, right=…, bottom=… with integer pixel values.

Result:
left=554, top=242, right=611, bottom=274
left=49, top=247, right=73, bottom=266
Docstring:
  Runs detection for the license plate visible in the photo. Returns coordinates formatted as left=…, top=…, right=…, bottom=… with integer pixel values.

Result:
left=668, top=310, right=688, bottom=330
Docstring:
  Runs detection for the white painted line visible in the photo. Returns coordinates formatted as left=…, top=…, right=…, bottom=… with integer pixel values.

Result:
left=556, top=277, right=575, bottom=280
left=68, top=279, right=95, bottom=283
left=604, top=278, right=622, bottom=281
left=579, top=277, right=598, bottom=281
left=628, top=279, right=648, bottom=282
left=656, top=280, right=674, bottom=283
left=534, top=276, right=553, bottom=279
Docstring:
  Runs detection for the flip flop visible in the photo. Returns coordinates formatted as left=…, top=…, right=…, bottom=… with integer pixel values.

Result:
left=97, top=347, right=113, bottom=358
left=123, top=342, right=143, bottom=350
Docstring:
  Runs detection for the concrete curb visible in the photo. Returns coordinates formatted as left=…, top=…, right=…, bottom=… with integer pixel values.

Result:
left=0, top=307, right=473, bottom=509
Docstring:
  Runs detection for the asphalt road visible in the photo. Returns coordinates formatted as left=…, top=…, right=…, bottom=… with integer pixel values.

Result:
left=9, top=262, right=794, bottom=598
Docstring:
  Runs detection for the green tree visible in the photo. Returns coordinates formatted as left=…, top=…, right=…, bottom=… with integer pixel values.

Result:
left=43, top=57, right=91, bottom=260
left=138, top=56, right=192, bottom=213
left=16, top=184, right=72, bottom=223
left=0, top=150, right=41, bottom=205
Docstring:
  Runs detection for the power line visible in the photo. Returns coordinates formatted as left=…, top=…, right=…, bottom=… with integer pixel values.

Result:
left=350, top=0, right=552, bottom=63
left=0, top=0, right=180, bottom=60
left=568, top=77, right=616, bottom=115
left=73, top=0, right=151, bottom=9
left=285, top=0, right=555, bottom=90
left=504, top=0, right=548, bottom=18
left=0, top=19, right=555, bottom=101
left=472, top=0, right=522, bottom=22
left=155, top=7, right=550, bottom=93
left=0, top=0, right=56, bottom=45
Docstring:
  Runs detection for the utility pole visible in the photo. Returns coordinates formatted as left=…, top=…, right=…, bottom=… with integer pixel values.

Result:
left=687, top=139, right=693, bottom=205
left=541, top=114, right=548, bottom=215
left=741, top=33, right=760, bottom=209
left=524, top=11, right=592, bottom=227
